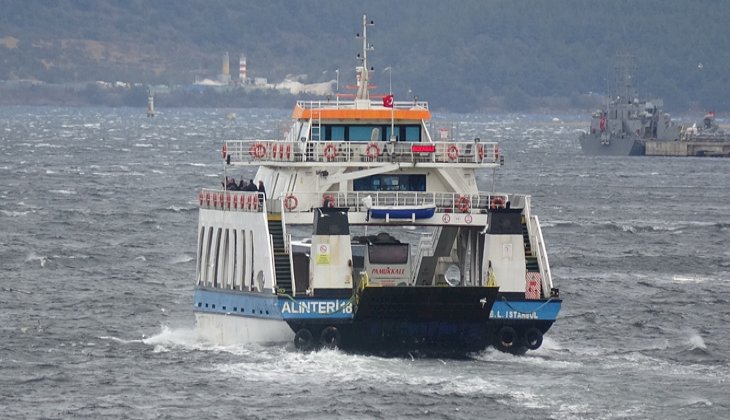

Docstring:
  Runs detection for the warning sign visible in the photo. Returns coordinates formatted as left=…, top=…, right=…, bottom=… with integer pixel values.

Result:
left=316, top=244, right=330, bottom=264
left=525, top=272, right=541, bottom=299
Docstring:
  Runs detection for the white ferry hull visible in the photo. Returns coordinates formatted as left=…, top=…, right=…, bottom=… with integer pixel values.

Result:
left=195, top=312, right=294, bottom=346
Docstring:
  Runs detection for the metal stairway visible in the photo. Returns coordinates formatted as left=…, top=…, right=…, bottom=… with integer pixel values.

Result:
left=268, top=216, right=293, bottom=294
left=413, top=226, right=460, bottom=285
left=522, top=215, right=539, bottom=273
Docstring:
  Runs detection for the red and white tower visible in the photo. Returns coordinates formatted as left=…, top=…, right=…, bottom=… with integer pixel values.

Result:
left=239, top=55, right=247, bottom=82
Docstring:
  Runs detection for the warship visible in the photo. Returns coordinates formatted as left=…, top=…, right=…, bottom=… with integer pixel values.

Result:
left=579, top=66, right=680, bottom=156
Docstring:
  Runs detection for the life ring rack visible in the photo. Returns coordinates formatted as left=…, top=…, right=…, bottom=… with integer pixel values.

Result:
left=250, top=143, right=266, bottom=159
left=284, top=194, right=298, bottom=211
left=366, top=143, right=381, bottom=159
left=323, top=144, right=338, bottom=161
left=322, top=194, right=335, bottom=208
left=456, top=195, right=470, bottom=213
left=447, top=144, right=459, bottom=161
left=490, top=195, right=506, bottom=209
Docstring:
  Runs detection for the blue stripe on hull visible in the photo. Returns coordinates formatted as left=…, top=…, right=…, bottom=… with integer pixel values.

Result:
left=489, top=299, right=562, bottom=322
left=193, top=287, right=353, bottom=321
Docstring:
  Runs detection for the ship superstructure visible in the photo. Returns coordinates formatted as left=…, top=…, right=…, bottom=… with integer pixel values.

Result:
left=192, top=15, right=561, bottom=355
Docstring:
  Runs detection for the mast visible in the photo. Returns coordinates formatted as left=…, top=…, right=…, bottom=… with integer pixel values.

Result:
left=356, top=14, right=374, bottom=100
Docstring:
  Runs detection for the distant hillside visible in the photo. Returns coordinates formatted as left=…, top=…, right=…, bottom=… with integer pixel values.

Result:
left=1, top=0, right=729, bottom=112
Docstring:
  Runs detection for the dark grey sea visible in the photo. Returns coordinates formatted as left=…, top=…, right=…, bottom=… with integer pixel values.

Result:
left=1, top=106, right=728, bottom=419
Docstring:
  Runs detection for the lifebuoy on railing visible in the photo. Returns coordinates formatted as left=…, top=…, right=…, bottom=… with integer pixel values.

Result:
left=447, top=144, right=459, bottom=161
left=366, top=143, right=381, bottom=159
left=271, top=143, right=278, bottom=159
left=212, top=192, right=219, bottom=207
left=251, top=193, right=259, bottom=210
left=251, top=143, right=266, bottom=159
left=221, top=143, right=228, bottom=159
left=324, top=144, right=338, bottom=161
left=477, top=145, right=484, bottom=161
left=285, top=144, right=291, bottom=160
left=495, top=144, right=500, bottom=161
left=284, top=194, right=298, bottom=211
left=322, top=194, right=335, bottom=208
left=490, top=196, right=506, bottom=209
left=205, top=192, right=211, bottom=207
left=246, top=194, right=252, bottom=210
left=456, top=195, right=470, bottom=213
left=225, top=192, right=231, bottom=209
left=198, top=191, right=203, bottom=206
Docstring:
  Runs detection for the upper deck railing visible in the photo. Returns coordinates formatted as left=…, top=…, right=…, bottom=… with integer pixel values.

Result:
left=296, top=99, right=429, bottom=111
left=224, top=140, right=500, bottom=166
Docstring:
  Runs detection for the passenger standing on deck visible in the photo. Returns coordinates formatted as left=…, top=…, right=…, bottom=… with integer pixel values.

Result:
left=245, top=179, right=256, bottom=191
left=258, top=181, right=266, bottom=200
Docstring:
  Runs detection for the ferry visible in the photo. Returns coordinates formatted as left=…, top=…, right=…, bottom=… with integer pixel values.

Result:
left=192, top=15, right=560, bottom=355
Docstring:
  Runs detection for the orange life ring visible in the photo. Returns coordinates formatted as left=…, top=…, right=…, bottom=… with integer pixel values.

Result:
left=221, top=143, right=228, bottom=159
left=322, top=194, right=335, bottom=208
left=456, top=195, right=470, bottom=213
left=252, top=143, right=266, bottom=159
left=490, top=196, right=506, bottom=209
left=447, top=145, right=459, bottom=161
left=324, top=144, right=337, bottom=161
left=366, top=143, right=381, bottom=159
left=284, top=194, right=298, bottom=211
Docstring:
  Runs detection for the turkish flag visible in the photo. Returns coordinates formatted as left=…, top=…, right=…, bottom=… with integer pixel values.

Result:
left=382, top=94, right=394, bottom=108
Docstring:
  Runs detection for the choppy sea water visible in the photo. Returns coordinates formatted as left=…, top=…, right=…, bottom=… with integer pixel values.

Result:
left=1, top=106, right=729, bottom=419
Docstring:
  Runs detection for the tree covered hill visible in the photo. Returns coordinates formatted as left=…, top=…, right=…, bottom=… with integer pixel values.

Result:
left=1, top=0, right=729, bottom=112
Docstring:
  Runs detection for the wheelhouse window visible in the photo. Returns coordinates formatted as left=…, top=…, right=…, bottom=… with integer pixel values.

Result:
left=354, top=174, right=426, bottom=191
left=322, top=124, right=421, bottom=142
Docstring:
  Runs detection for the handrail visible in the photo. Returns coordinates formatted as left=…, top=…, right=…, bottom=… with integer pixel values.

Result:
left=411, top=226, right=442, bottom=283
left=296, top=99, right=429, bottom=110
left=273, top=190, right=512, bottom=215
left=199, top=188, right=515, bottom=216
left=198, top=189, right=265, bottom=212
left=529, top=215, right=553, bottom=297
left=224, top=139, right=500, bottom=166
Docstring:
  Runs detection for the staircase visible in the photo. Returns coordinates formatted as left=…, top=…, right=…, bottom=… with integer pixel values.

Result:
left=522, top=216, right=539, bottom=273
left=414, top=226, right=460, bottom=285
left=268, top=216, right=293, bottom=294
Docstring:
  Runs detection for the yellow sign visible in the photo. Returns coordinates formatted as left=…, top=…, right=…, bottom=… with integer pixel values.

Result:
left=316, top=244, right=330, bottom=264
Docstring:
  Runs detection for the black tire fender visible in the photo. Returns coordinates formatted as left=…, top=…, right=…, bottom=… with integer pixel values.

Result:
left=320, top=326, right=341, bottom=349
left=523, top=327, right=543, bottom=350
left=294, top=328, right=315, bottom=351
left=497, top=326, right=517, bottom=349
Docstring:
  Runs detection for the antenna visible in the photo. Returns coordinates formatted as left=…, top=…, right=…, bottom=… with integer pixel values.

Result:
left=356, top=14, right=374, bottom=100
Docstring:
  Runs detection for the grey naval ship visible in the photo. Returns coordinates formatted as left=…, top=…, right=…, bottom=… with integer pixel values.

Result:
left=579, top=70, right=680, bottom=156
